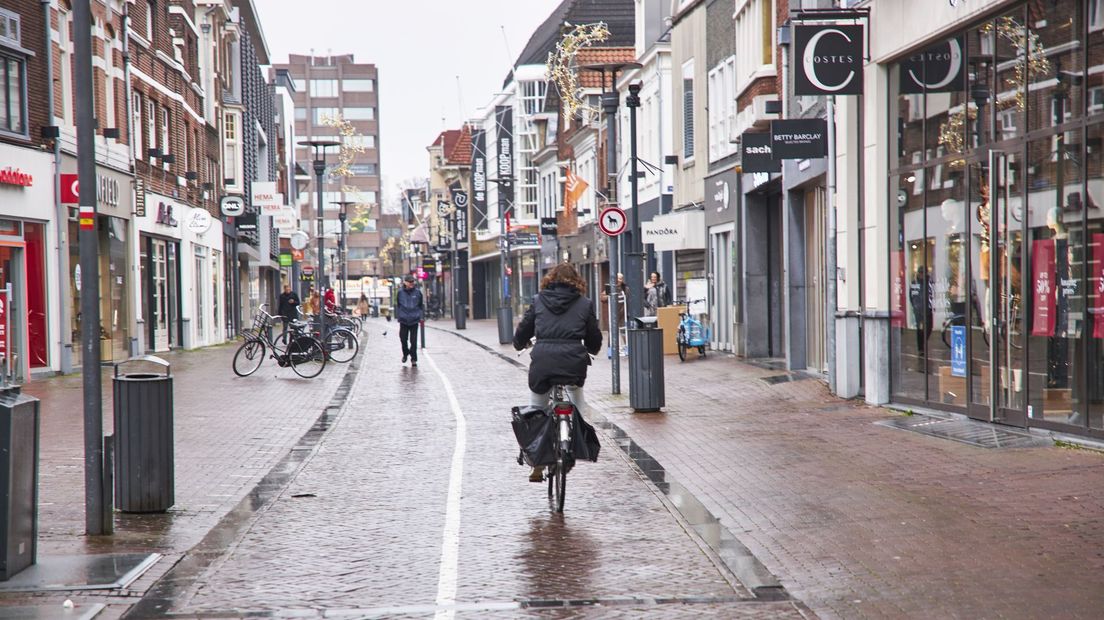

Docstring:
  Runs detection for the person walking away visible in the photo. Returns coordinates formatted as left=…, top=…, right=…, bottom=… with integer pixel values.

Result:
left=277, top=285, right=300, bottom=334
left=356, top=293, right=370, bottom=317
left=301, top=286, right=319, bottom=317
left=396, top=275, right=424, bottom=366
left=513, top=263, right=603, bottom=482
left=643, top=272, right=671, bottom=317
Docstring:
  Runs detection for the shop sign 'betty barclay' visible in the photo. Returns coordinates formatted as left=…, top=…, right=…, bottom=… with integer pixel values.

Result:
left=793, top=23, right=865, bottom=96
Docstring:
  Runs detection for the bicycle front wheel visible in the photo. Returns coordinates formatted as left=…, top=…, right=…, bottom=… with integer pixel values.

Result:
left=325, top=328, right=359, bottom=363
left=288, top=337, right=327, bottom=378
left=233, top=340, right=265, bottom=377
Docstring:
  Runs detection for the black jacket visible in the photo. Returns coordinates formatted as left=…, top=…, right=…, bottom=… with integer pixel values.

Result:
left=277, top=291, right=300, bottom=319
left=396, top=286, right=424, bottom=325
left=513, top=283, right=603, bottom=394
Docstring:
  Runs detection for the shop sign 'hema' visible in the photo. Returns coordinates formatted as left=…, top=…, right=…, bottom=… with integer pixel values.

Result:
left=794, top=24, right=864, bottom=96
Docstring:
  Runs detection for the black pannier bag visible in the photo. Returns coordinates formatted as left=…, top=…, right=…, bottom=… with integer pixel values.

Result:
left=511, top=406, right=600, bottom=466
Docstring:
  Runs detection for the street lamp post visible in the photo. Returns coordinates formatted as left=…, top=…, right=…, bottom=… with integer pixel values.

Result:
left=300, top=139, right=339, bottom=337
left=332, top=200, right=357, bottom=308
left=488, top=177, right=515, bottom=344
left=625, top=82, right=644, bottom=322
left=581, top=61, right=641, bottom=396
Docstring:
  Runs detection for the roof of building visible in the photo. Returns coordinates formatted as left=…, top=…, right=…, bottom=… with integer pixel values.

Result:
left=446, top=126, right=473, bottom=165
left=575, top=47, right=637, bottom=88
left=505, top=0, right=635, bottom=87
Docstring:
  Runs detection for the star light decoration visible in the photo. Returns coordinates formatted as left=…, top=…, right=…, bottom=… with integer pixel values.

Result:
left=320, top=113, right=376, bottom=231
left=939, top=16, right=1050, bottom=167
left=546, top=22, right=611, bottom=122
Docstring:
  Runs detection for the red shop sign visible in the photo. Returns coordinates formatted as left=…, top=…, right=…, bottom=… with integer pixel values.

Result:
left=0, top=167, right=33, bottom=188
left=0, top=289, right=8, bottom=360
left=1031, top=239, right=1057, bottom=337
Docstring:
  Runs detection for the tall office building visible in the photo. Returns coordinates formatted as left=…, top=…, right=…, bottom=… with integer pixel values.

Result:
left=275, top=54, right=382, bottom=285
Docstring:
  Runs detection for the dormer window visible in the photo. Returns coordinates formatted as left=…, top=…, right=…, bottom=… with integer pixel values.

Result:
left=145, top=0, right=154, bottom=42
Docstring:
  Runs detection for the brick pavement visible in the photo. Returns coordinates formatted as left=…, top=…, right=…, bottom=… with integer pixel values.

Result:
left=157, top=320, right=809, bottom=618
left=1, top=338, right=354, bottom=612
left=431, top=318, right=1104, bottom=619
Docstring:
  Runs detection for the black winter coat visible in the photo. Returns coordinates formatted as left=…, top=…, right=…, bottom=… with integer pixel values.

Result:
left=513, top=283, right=603, bottom=394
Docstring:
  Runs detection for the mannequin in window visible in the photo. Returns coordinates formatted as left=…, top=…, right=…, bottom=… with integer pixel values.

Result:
left=1046, top=207, right=1071, bottom=390
left=909, top=265, right=933, bottom=354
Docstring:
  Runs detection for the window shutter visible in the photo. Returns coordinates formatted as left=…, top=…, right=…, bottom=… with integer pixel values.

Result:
left=683, top=79, right=694, bottom=158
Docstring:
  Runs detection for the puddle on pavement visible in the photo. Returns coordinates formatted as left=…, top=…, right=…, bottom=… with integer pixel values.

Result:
left=599, top=420, right=787, bottom=600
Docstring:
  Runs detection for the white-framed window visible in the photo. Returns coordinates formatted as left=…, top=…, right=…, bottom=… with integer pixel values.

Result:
left=1090, top=0, right=1103, bottom=31
left=131, top=92, right=143, bottom=158
left=343, top=79, right=374, bottom=92
left=146, top=99, right=156, bottom=155
left=0, top=53, right=25, bottom=135
left=342, top=134, right=375, bottom=149
left=145, top=0, right=154, bottom=42
left=160, top=107, right=170, bottom=156
left=223, top=111, right=241, bottom=186
left=310, top=79, right=338, bottom=98
left=707, top=56, right=737, bottom=162
left=58, top=7, right=73, bottom=124
left=0, top=8, right=20, bottom=47
left=682, top=59, right=695, bottom=160
left=343, top=107, right=374, bottom=120
left=103, top=25, right=116, bottom=130
left=734, top=0, right=774, bottom=95
left=1088, top=86, right=1104, bottom=114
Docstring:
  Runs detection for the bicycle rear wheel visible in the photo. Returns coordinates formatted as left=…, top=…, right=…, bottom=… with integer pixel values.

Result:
left=325, top=328, right=359, bottom=363
left=554, top=457, right=567, bottom=513
left=288, top=337, right=327, bottom=378
left=233, top=340, right=265, bottom=377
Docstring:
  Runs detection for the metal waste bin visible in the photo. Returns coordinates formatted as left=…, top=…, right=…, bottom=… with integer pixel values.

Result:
left=628, top=317, right=665, bottom=412
left=0, top=386, right=39, bottom=580
left=455, top=303, right=467, bottom=330
left=113, top=356, right=174, bottom=513
left=497, top=305, right=514, bottom=344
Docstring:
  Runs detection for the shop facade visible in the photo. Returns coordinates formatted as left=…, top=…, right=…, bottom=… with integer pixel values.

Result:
left=0, top=144, right=55, bottom=381
left=865, top=0, right=1104, bottom=438
left=705, top=170, right=739, bottom=352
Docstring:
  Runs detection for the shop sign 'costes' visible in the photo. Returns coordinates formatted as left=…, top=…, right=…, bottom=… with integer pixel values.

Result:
left=794, top=24, right=865, bottom=96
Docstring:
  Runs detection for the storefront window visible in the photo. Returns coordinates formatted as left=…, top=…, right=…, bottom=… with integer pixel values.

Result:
left=927, top=168, right=967, bottom=406
left=890, top=172, right=928, bottom=401
left=23, top=222, right=46, bottom=368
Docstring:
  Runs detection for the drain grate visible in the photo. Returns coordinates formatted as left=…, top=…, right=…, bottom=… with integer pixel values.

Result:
left=759, top=372, right=814, bottom=385
left=876, top=415, right=1051, bottom=449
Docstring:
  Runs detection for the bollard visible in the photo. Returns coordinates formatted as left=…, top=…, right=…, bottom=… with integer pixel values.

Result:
left=420, top=320, right=426, bottom=349
left=628, top=317, right=665, bottom=412
left=455, top=303, right=467, bottom=330
left=497, top=305, right=513, bottom=344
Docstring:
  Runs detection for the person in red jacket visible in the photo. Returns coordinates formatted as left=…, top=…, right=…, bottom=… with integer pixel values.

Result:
left=324, top=287, right=337, bottom=313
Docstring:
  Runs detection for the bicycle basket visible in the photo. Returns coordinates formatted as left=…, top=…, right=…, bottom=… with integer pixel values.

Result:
left=251, top=308, right=271, bottom=333
left=688, top=323, right=705, bottom=341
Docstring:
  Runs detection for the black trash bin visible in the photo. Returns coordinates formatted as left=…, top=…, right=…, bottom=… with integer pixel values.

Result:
left=0, top=386, right=39, bottom=580
left=628, top=317, right=665, bottom=412
left=497, top=305, right=513, bottom=344
left=113, top=356, right=174, bottom=513
left=455, top=303, right=467, bottom=330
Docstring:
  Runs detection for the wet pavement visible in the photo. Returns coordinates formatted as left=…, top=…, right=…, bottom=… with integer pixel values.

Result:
left=439, top=319, right=1104, bottom=619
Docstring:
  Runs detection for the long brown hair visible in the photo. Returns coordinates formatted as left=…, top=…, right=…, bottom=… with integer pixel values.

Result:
left=540, top=263, right=587, bottom=295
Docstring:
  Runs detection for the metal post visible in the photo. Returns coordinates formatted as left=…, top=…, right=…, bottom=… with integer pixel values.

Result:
left=75, top=0, right=104, bottom=535
left=339, top=206, right=347, bottom=308
left=602, top=91, right=621, bottom=394
left=826, top=96, right=837, bottom=395
left=626, top=83, right=644, bottom=323
left=316, top=159, right=326, bottom=339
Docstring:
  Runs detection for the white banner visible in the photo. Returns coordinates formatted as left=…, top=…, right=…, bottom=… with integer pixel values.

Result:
left=260, top=198, right=285, bottom=216
left=642, top=210, right=706, bottom=251
left=273, top=207, right=297, bottom=231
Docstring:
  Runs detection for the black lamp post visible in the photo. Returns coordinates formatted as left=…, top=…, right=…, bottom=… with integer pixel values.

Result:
left=487, top=176, right=516, bottom=344
left=331, top=200, right=357, bottom=308
left=300, top=139, right=339, bottom=335
left=580, top=61, right=641, bottom=395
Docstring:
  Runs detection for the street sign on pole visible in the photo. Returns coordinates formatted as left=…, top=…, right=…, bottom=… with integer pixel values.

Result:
left=598, top=206, right=627, bottom=236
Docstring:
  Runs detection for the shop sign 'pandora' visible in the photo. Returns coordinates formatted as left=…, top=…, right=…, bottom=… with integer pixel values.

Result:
left=794, top=24, right=865, bottom=96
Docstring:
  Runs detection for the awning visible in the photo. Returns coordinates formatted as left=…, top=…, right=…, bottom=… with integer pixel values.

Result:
left=642, top=210, right=706, bottom=251
left=410, top=222, right=430, bottom=243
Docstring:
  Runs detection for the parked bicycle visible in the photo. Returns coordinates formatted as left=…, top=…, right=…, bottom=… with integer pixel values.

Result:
left=233, top=305, right=327, bottom=378
left=276, top=308, right=360, bottom=364
left=676, top=299, right=709, bottom=361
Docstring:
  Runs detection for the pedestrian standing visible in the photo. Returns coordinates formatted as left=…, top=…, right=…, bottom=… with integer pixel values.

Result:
left=643, top=272, right=671, bottom=317
left=324, top=287, right=337, bottom=314
left=396, top=275, right=424, bottom=366
left=277, top=284, right=300, bottom=333
left=301, top=286, right=318, bottom=316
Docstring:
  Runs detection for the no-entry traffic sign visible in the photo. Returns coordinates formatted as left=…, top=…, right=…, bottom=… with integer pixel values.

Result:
left=598, top=206, right=627, bottom=236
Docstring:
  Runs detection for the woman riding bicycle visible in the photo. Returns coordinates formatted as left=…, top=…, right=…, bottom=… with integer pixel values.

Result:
left=512, top=263, right=603, bottom=481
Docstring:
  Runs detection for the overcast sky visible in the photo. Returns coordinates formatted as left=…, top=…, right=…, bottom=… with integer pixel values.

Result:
left=255, top=0, right=562, bottom=208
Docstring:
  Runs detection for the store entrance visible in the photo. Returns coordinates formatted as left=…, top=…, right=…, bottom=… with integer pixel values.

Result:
left=968, top=155, right=1027, bottom=427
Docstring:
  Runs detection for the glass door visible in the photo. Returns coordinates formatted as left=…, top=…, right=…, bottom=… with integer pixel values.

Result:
left=968, top=152, right=1026, bottom=425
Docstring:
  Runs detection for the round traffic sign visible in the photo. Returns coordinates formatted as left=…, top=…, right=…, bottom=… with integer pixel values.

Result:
left=289, top=231, right=309, bottom=250
left=598, top=206, right=627, bottom=236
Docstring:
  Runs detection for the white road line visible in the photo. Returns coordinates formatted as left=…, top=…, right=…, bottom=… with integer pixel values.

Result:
left=424, top=351, right=467, bottom=620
